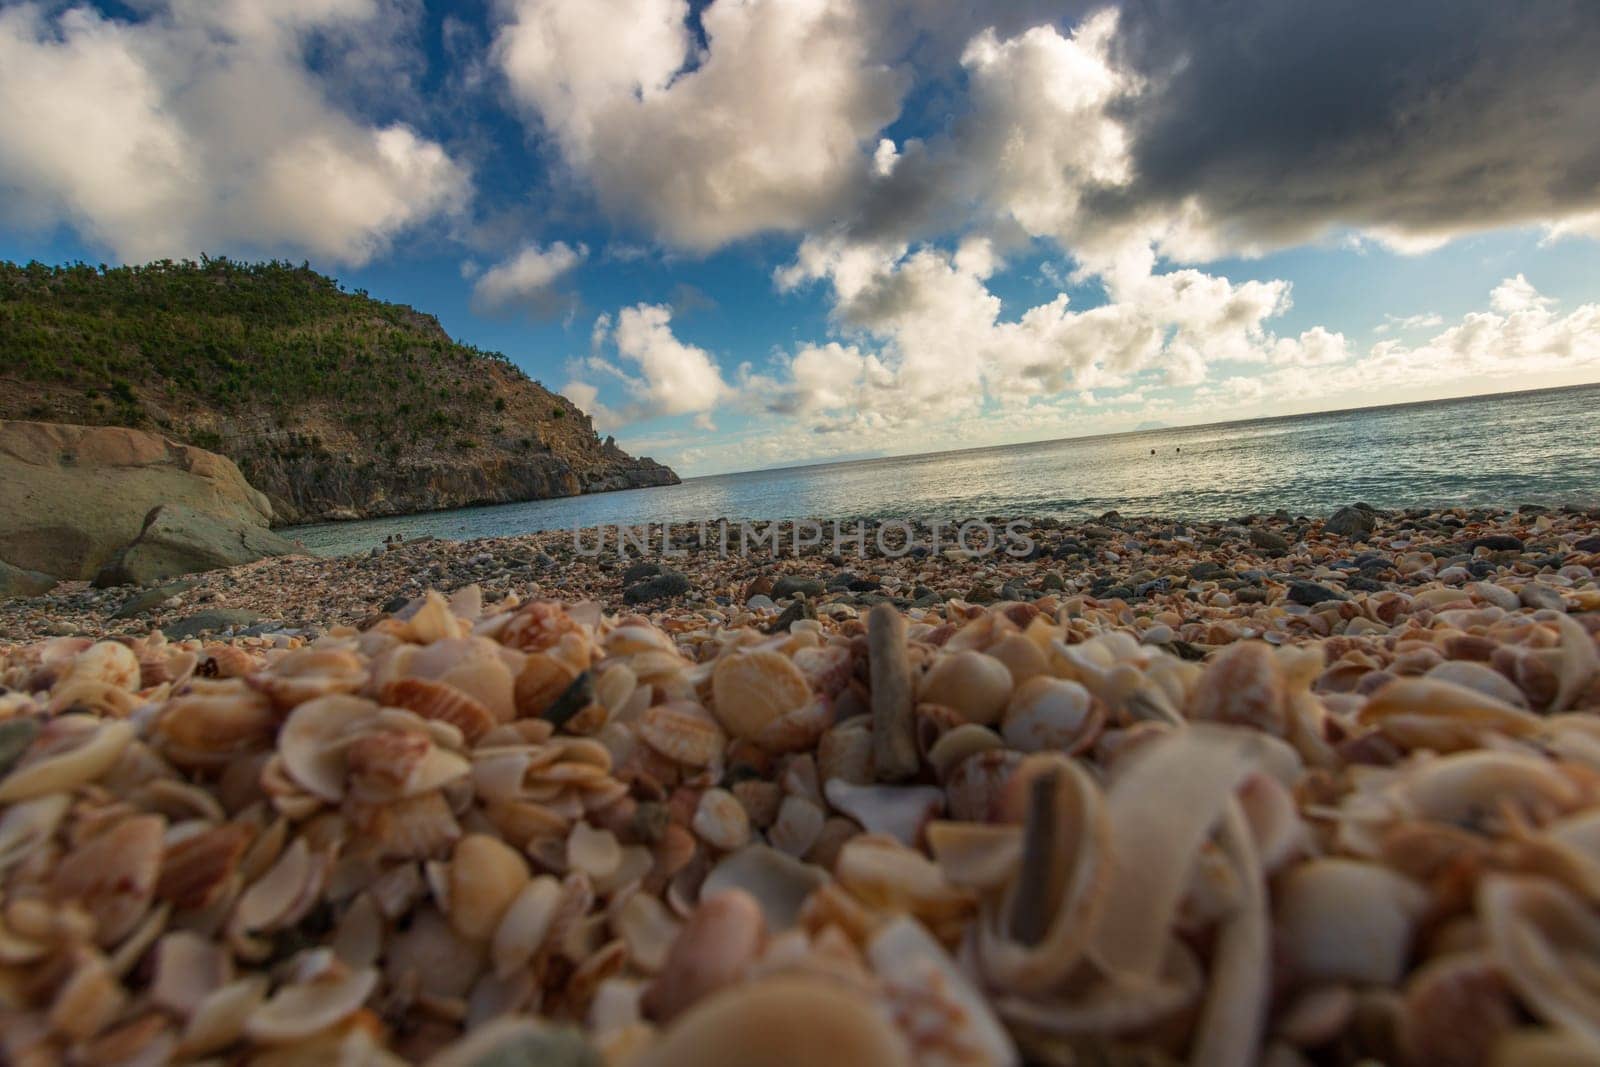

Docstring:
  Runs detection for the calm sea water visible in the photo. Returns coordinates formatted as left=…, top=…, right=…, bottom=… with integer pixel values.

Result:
left=288, top=384, right=1600, bottom=557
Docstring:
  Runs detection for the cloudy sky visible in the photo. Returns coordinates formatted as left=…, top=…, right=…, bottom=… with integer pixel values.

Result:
left=2, top=0, right=1598, bottom=477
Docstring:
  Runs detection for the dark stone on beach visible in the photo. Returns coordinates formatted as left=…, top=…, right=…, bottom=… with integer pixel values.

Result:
left=1236, top=586, right=1269, bottom=604
left=382, top=594, right=411, bottom=615
left=1287, top=580, right=1346, bottom=606
left=1001, top=582, right=1030, bottom=602
left=163, top=608, right=267, bottom=639
left=1039, top=573, right=1065, bottom=591
left=1249, top=529, right=1290, bottom=554
left=623, top=561, right=662, bottom=584
left=766, top=597, right=816, bottom=634
left=113, top=581, right=196, bottom=620
left=1188, top=562, right=1227, bottom=581
left=826, top=572, right=856, bottom=590
left=1574, top=535, right=1600, bottom=553
left=623, top=570, right=691, bottom=604
left=912, top=585, right=935, bottom=600
left=1471, top=535, right=1525, bottom=552
left=1325, top=506, right=1377, bottom=538
left=1519, top=504, right=1548, bottom=513
left=1099, top=510, right=1122, bottom=523
left=1520, top=583, right=1565, bottom=612
left=965, top=583, right=998, bottom=604
left=847, top=575, right=881, bottom=592
left=1052, top=540, right=1087, bottom=559
left=1135, top=578, right=1170, bottom=598
left=772, top=576, right=826, bottom=600
left=1468, top=560, right=1498, bottom=579
left=1346, top=576, right=1385, bottom=593
left=1100, top=585, right=1135, bottom=601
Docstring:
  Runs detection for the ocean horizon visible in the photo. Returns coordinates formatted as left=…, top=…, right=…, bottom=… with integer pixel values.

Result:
left=288, top=380, right=1600, bottom=556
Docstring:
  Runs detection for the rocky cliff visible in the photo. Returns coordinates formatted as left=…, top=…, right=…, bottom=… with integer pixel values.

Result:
left=0, top=259, right=679, bottom=524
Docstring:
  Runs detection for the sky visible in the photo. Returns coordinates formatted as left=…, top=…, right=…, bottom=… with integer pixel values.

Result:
left=1, top=0, right=1598, bottom=478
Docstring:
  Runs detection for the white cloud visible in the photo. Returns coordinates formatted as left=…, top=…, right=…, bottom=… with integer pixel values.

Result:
left=470, top=241, right=586, bottom=314
left=0, top=1, right=467, bottom=264
left=570, top=304, right=733, bottom=427
left=1375, top=312, right=1445, bottom=335
left=495, top=0, right=904, bottom=249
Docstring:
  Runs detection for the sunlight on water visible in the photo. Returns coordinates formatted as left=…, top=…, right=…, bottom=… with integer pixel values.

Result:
left=288, top=385, right=1600, bottom=556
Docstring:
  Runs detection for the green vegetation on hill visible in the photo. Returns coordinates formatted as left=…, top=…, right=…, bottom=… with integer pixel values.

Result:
left=0, top=257, right=676, bottom=522
left=0, top=257, right=551, bottom=449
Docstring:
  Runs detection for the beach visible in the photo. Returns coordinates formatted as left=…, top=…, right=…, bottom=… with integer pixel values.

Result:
left=1, top=500, right=1599, bottom=1062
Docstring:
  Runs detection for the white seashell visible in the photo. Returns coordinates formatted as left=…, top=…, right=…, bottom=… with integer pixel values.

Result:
left=492, top=874, right=563, bottom=979
left=1277, top=859, right=1429, bottom=985
left=614, top=891, right=682, bottom=973
left=868, top=914, right=1017, bottom=1065
left=178, top=976, right=269, bottom=1056
left=701, top=845, right=829, bottom=932
left=919, top=649, right=1013, bottom=725
left=277, top=694, right=381, bottom=802
left=1001, top=676, right=1100, bottom=753
left=1425, top=660, right=1530, bottom=708
left=569, top=821, right=623, bottom=880
left=768, top=795, right=825, bottom=858
left=0, top=791, right=70, bottom=873
left=151, top=931, right=233, bottom=1016
left=245, top=966, right=378, bottom=1043
left=62, top=640, right=142, bottom=692
left=693, top=788, right=751, bottom=852
left=0, top=718, right=134, bottom=803
left=823, top=779, right=943, bottom=846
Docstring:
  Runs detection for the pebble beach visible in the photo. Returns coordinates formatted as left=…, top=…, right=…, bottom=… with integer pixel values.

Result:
left=2, top=501, right=1599, bottom=1064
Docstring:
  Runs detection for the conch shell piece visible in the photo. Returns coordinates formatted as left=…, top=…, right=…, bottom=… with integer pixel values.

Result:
left=977, top=756, right=1108, bottom=993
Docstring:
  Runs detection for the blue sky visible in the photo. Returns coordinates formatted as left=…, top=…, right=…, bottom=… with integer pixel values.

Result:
left=2, top=0, right=1598, bottom=477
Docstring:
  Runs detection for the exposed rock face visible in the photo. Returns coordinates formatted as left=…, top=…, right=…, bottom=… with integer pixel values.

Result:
left=94, top=503, right=301, bottom=588
left=0, top=421, right=295, bottom=584
left=0, top=560, right=56, bottom=598
left=236, top=441, right=678, bottom=524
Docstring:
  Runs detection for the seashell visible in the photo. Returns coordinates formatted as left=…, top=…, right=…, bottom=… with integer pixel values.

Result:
left=198, top=644, right=256, bottom=679
left=1277, top=859, right=1430, bottom=985
left=637, top=701, right=726, bottom=767
left=381, top=677, right=496, bottom=743
left=1398, top=951, right=1514, bottom=1067
left=1485, top=1028, right=1600, bottom=1067
left=355, top=789, right=462, bottom=860
left=817, top=719, right=874, bottom=785
left=919, top=649, right=1013, bottom=726
left=344, top=727, right=470, bottom=803
left=388, top=907, right=485, bottom=1000
left=987, top=631, right=1051, bottom=687
left=251, top=646, right=368, bottom=709
left=944, top=748, right=1022, bottom=822
left=614, top=890, right=682, bottom=973
left=151, top=931, right=234, bottom=1016
left=925, top=722, right=1002, bottom=781
left=52, top=813, right=165, bottom=946
left=233, top=836, right=327, bottom=938
left=1425, top=660, right=1530, bottom=708
left=1001, top=675, right=1102, bottom=754
left=823, top=779, right=942, bottom=846
left=80, top=1012, right=175, bottom=1066
left=277, top=693, right=381, bottom=802
left=50, top=947, right=127, bottom=1041
left=692, top=788, right=751, bottom=852
left=157, top=822, right=253, bottom=911
left=515, top=651, right=581, bottom=719
left=245, top=965, right=379, bottom=1044
left=1479, top=874, right=1600, bottom=1047
left=977, top=757, right=1108, bottom=992
left=0, top=791, right=70, bottom=873
left=0, top=717, right=134, bottom=802
left=769, top=795, right=825, bottom=858
left=1359, top=677, right=1544, bottom=751
left=404, top=590, right=468, bottom=643
left=569, top=820, right=623, bottom=880
left=178, top=975, right=269, bottom=1056
left=751, top=696, right=835, bottom=754
left=835, top=834, right=974, bottom=931
left=48, top=678, right=141, bottom=718
left=641, top=973, right=911, bottom=1067
left=926, top=820, right=1023, bottom=893
left=332, top=892, right=383, bottom=969
left=1187, top=641, right=1286, bottom=734
left=491, top=874, right=563, bottom=978
left=700, top=844, right=829, bottom=932
left=868, top=914, right=1016, bottom=1065
left=61, top=640, right=142, bottom=692
left=448, top=833, right=531, bottom=942
left=1401, top=749, right=1581, bottom=830
left=642, top=889, right=766, bottom=1022
left=711, top=649, right=813, bottom=741
left=791, top=644, right=854, bottom=699
left=868, top=603, right=918, bottom=782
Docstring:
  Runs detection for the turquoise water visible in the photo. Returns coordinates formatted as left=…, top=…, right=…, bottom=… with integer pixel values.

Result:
left=288, top=384, right=1600, bottom=557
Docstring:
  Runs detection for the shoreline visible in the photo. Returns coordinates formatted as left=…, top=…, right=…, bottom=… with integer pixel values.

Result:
left=5, top=503, right=1598, bottom=646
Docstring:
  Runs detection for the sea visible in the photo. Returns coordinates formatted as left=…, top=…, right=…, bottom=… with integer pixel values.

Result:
left=287, top=383, right=1600, bottom=558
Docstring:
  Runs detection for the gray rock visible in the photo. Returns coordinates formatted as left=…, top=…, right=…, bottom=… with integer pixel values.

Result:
left=1248, top=528, right=1290, bottom=554
left=1574, top=535, right=1600, bottom=553
left=94, top=504, right=299, bottom=588
left=1287, top=580, right=1346, bottom=606
left=622, top=561, right=662, bottom=584
left=623, top=570, right=691, bottom=604
left=1471, top=534, right=1525, bottom=553
left=113, top=580, right=197, bottom=620
left=1188, top=561, right=1227, bottom=581
left=771, top=576, right=826, bottom=600
left=0, top=560, right=57, bottom=600
left=1324, top=506, right=1377, bottom=538
left=745, top=594, right=778, bottom=612
left=162, top=608, right=267, bottom=639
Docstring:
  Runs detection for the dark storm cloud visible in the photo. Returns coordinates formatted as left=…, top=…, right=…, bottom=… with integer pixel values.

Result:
left=1099, top=0, right=1600, bottom=244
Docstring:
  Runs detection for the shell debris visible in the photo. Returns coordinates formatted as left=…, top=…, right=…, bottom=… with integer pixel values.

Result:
left=0, top=518, right=1598, bottom=1066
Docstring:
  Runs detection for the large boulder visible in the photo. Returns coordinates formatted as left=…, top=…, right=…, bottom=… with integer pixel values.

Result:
left=0, top=560, right=57, bottom=599
left=94, top=504, right=301, bottom=588
left=0, top=421, right=291, bottom=583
